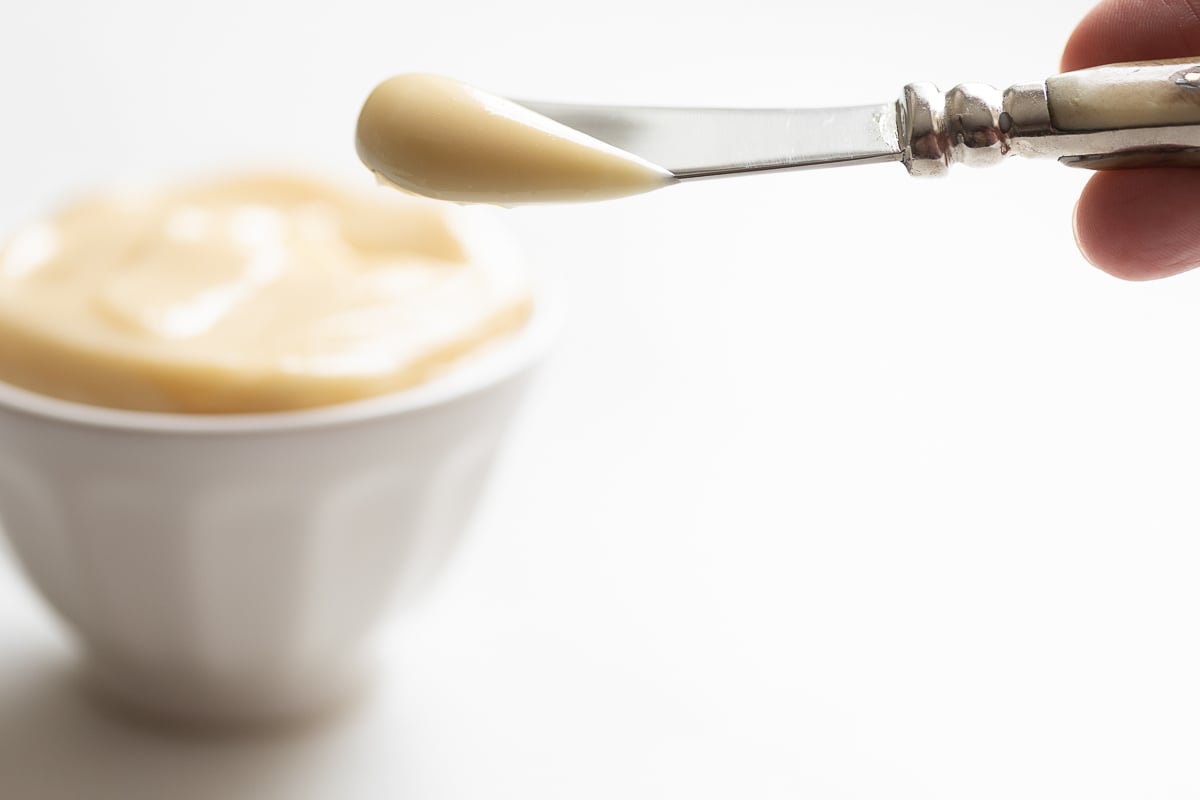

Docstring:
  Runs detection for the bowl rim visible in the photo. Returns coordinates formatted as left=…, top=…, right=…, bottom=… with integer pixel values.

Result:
left=0, top=292, right=563, bottom=436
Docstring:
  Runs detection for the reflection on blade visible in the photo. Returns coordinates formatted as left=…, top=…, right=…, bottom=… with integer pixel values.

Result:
left=515, top=101, right=902, bottom=178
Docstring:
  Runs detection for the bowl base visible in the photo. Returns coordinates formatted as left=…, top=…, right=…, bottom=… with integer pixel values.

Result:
left=81, top=648, right=375, bottom=733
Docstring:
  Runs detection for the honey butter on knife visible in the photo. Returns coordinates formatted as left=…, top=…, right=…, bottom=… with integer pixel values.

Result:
left=356, top=74, right=674, bottom=204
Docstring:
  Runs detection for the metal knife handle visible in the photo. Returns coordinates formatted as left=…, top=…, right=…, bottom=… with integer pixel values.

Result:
left=900, top=58, right=1200, bottom=176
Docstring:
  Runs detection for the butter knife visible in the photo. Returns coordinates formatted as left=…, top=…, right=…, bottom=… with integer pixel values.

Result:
left=518, top=59, right=1200, bottom=179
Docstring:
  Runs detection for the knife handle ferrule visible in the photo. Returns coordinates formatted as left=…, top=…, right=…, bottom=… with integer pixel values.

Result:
left=900, top=82, right=1006, bottom=176
left=901, top=59, right=1200, bottom=176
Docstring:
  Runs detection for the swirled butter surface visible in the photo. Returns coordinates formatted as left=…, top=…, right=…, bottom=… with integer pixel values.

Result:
left=0, top=173, right=532, bottom=413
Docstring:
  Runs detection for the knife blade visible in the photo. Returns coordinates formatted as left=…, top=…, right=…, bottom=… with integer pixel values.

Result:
left=514, top=101, right=903, bottom=178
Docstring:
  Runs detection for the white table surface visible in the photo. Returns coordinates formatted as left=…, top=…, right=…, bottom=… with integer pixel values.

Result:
left=5, top=1, right=1200, bottom=797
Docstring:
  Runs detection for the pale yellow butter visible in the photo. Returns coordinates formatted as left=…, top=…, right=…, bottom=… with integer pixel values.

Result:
left=356, top=74, right=674, bottom=204
left=0, top=173, right=532, bottom=413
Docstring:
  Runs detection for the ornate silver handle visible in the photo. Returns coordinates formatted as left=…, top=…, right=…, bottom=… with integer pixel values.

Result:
left=901, top=58, right=1200, bottom=176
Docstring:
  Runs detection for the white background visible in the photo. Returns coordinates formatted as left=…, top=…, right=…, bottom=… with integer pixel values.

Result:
left=4, top=0, right=1200, bottom=798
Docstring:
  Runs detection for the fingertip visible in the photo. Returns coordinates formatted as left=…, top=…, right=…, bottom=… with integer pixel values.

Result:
left=1061, top=0, right=1200, bottom=72
left=1073, top=170, right=1200, bottom=281
left=1060, top=0, right=1119, bottom=72
left=1070, top=197, right=1098, bottom=270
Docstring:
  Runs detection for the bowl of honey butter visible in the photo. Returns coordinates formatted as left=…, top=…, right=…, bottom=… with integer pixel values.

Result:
left=0, top=172, right=555, bottom=725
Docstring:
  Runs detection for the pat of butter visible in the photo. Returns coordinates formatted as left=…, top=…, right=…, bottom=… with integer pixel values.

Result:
left=356, top=74, right=673, bottom=204
left=0, top=173, right=532, bottom=413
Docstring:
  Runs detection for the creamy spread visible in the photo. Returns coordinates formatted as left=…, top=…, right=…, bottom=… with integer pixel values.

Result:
left=356, top=74, right=674, bottom=204
left=0, top=173, right=532, bottom=413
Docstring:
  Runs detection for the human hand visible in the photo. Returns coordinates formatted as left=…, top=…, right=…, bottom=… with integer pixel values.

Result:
left=1064, top=0, right=1200, bottom=279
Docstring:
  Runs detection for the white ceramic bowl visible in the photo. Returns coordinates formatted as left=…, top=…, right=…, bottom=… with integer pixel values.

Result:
left=0, top=299, right=557, bottom=726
